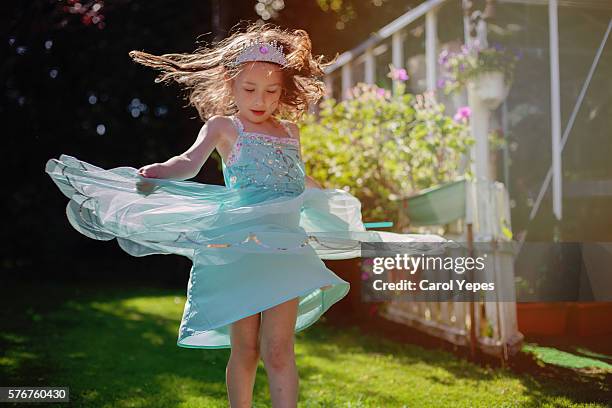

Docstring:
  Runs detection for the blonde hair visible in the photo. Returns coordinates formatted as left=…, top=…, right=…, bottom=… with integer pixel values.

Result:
left=128, top=22, right=337, bottom=122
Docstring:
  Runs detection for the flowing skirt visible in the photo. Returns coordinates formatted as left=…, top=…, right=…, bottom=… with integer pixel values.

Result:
left=45, top=154, right=453, bottom=348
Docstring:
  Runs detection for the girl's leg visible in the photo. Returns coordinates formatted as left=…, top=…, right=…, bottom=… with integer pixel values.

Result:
left=259, top=297, right=300, bottom=408
left=227, top=312, right=261, bottom=408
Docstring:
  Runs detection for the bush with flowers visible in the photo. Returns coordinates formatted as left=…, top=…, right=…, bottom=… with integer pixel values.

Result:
left=438, top=42, right=521, bottom=95
left=299, top=64, right=474, bottom=226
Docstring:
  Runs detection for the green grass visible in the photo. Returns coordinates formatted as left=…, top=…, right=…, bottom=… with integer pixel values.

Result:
left=522, top=343, right=612, bottom=371
left=0, top=282, right=608, bottom=407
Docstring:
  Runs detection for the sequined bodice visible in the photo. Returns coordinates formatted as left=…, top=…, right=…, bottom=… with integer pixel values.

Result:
left=221, top=115, right=306, bottom=197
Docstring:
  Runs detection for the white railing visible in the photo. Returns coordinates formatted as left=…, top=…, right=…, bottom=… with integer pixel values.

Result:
left=324, top=0, right=525, bottom=360
left=324, top=0, right=447, bottom=99
left=381, top=180, right=524, bottom=360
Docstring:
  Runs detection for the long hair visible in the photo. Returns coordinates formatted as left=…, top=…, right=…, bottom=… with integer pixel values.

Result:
left=128, top=22, right=337, bottom=122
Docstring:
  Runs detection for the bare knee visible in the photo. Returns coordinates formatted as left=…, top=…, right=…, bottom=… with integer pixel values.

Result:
left=230, top=314, right=261, bottom=364
left=261, top=338, right=294, bottom=372
left=231, top=340, right=261, bottom=365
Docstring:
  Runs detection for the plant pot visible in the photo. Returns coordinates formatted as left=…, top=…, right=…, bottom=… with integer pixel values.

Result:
left=404, top=178, right=466, bottom=227
left=468, top=71, right=510, bottom=110
left=566, top=302, right=612, bottom=336
left=516, top=302, right=569, bottom=336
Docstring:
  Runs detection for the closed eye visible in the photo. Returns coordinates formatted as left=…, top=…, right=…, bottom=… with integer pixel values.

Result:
left=244, top=89, right=279, bottom=94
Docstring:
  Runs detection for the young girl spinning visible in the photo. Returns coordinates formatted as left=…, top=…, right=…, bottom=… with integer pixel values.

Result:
left=46, top=21, right=452, bottom=408
left=130, top=23, right=334, bottom=407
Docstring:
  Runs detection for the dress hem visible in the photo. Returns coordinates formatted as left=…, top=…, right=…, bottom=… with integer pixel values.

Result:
left=176, top=280, right=350, bottom=349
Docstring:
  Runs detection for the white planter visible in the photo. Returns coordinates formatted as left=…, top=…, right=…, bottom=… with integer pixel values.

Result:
left=467, top=71, right=510, bottom=110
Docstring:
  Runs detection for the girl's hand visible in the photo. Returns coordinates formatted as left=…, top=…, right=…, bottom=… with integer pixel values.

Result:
left=136, top=178, right=158, bottom=196
left=137, top=163, right=164, bottom=178
left=136, top=163, right=164, bottom=195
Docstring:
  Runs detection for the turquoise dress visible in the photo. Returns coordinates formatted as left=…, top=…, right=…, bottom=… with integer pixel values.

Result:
left=45, top=114, right=451, bottom=349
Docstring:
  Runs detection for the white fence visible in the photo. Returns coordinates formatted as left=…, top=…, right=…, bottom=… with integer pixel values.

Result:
left=380, top=180, right=524, bottom=360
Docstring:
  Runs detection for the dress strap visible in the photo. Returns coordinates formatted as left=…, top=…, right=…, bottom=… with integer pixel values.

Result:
left=279, top=119, right=294, bottom=139
left=230, top=115, right=245, bottom=135
left=279, top=119, right=302, bottom=160
left=232, top=114, right=296, bottom=141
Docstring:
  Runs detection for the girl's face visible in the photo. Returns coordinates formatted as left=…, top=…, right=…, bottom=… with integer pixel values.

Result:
left=230, top=61, right=284, bottom=123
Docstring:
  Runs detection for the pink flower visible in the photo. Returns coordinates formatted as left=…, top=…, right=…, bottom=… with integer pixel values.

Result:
left=387, top=64, right=409, bottom=82
left=393, top=68, right=409, bottom=81
left=438, top=49, right=450, bottom=65
left=454, top=106, right=471, bottom=122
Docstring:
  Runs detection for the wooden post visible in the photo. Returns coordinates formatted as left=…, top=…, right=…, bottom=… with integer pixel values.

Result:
left=364, top=47, right=375, bottom=85
left=549, top=0, right=563, bottom=220
left=425, top=7, right=438, bottom=92
left=466, top=222, right=478, bottom=358
left=341, top=62, right=353, bottom=101
left=391, top=31, right=404, bottom=95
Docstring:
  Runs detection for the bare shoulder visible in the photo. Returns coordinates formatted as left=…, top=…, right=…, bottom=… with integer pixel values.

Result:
left=204, top=116, right=239, bottom=162
left=204, top=115, right=235, bottom=139
left=282, top=120, right=301, bottom=142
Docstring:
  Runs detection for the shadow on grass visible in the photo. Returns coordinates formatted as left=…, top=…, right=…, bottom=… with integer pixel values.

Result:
left=294, top=313, right=611, bottom=407
left=1, top=281, right=609, bottom=407
left=0, top=281, right=279, bottom=407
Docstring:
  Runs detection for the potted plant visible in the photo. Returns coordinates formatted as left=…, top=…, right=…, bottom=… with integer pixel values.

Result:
left=300, top=67, right=474, bottom=227
left=303, top=65, right=474, bottom=319
left=438, top=42, right=521, bottom=109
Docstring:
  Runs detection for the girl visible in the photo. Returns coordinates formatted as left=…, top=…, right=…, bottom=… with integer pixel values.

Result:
left=132, top=23, right=336, bottom=407
left=46, top=22, right=451, bottom=407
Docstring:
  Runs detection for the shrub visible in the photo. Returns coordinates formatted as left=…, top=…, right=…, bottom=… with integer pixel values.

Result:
left=300, top=75, right=474, bottom=226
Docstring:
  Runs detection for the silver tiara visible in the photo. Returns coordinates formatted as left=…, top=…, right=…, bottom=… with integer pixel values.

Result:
left=231, top=39, right=288, bottom=68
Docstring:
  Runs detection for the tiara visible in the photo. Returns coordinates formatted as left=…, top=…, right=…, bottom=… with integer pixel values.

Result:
left=230, top=39, right=288, bottom=68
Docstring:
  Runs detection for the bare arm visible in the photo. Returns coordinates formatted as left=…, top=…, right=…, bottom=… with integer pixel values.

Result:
left=138, top=116, right=225, bottom=180
left=305, top=175, right=323, bottom=189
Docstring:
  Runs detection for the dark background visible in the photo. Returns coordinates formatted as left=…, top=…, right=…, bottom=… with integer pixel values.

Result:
left=2, top=0, right=423, bottom=285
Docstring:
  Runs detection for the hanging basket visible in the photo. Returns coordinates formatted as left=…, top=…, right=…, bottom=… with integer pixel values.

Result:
left=467, top=71, right=510, bottom=110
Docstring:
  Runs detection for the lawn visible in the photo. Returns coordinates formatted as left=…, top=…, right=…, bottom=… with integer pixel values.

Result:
left=0, top=281, right=608, bottom=407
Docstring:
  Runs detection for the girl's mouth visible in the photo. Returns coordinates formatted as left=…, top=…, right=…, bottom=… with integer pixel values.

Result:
left=251, top=109, right=265, bottom=116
